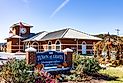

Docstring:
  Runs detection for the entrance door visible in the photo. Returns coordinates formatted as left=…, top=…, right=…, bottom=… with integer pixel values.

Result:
left=82, top=41, right=86, bottom=54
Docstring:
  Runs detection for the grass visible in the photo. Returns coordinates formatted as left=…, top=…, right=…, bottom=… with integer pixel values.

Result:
left=99, top=66, right=123, bottom=83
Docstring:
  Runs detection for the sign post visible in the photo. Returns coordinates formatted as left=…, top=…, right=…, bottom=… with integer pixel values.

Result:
left=63, top=48, right=73, bottom=67
left=25, top=47, right=37, bottom=64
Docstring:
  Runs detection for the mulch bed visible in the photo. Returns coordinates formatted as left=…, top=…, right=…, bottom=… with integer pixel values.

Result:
left=63, top=80, right=105, bottom=83
left=62, top=72, right=118, bottom=83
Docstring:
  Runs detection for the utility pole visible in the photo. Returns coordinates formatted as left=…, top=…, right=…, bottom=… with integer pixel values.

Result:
left=115, top=29, right=120, bottom=36
left=115, top=29, right=121, bottom=55
left=115, top=29, right=120, bottom=41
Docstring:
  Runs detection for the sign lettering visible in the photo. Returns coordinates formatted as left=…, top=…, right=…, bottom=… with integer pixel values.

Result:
left=36, top=51, right=64, bottom=67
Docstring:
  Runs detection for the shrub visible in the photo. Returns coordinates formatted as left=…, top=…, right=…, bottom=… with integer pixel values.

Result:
left=0, top=58, right=35, bottom=83
left=0, top=59, right=57, bottom=83
left=73, top=53, right=101, bottom=74
left=61, top=54, right=102, bottom=82
left=34, top=68, right=56, bottom=83
left=72, top=53, right=83, bottom=69
left=82, top=58, right=101, bottom=74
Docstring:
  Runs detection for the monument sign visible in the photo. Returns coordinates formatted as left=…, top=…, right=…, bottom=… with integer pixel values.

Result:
left=36, top=51, right=65, bottom=67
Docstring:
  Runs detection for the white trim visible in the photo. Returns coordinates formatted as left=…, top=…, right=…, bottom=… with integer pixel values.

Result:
left=61, top=44, right=93, bottom=46
left=32, top=41, right=39, bottom=45
left=27, top=42, right=31, bottom=47
left=61, top=28, right=69, bottom=38
left=82, top=41, right=86, bottom=45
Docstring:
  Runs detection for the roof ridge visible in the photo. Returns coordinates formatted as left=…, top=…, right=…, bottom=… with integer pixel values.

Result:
left=36, top=31, right=47, bottom=34
left=41, top=28, right=68, bottom=38
left=48, top=28, right=67, bottom=33
left=70, top=28, right=93, bottom=36
left=61, top=28, right=69, bottom=38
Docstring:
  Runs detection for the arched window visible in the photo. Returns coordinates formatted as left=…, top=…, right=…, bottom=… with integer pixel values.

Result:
left=82, top=41, right=86, bottom=45
left=32, top=42, right=39, bottom=52
left=55, top=40, right=61, bottom=51
left=48, top=41, right=52, bottom=50
left=26, top=42, right=31, bottom=48
left=23, top=42, right=30, bottom=51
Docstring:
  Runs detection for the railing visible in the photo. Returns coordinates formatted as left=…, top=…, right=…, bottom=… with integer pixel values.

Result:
left=7, top=44, right=94, bottom=53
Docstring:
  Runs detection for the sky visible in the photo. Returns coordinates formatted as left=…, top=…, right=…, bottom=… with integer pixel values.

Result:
left=0, top=0, right=123, bottom=43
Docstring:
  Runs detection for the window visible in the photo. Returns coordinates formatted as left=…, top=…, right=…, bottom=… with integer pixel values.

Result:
left=82, top=41, right=87, bottom=54
left=48, top=41, right=52, bottom=50
left=24, top=44, right=29, bottom=49
left=55, top=40, right=61, bottom=51
left=32, top=42, right=39, bottom=52
left=82, top=41, right=86, bottom=45
left=23, top=42, right=30, bottom=51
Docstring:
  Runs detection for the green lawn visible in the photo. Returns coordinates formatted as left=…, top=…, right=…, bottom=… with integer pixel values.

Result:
left=99, top=67, right=123, bottom=83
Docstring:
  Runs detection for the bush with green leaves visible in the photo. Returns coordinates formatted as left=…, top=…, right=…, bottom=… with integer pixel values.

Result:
left=82, top=58, right=101, bottom=74
left=0, top=58, right=56, bottom=83
left=72, top=53, right=83, bottom=69
left=60, top=54, right=102, bottom=82
left=73, top=53, right=101, bottom=74
left=0, top=58, right=35, bottom=83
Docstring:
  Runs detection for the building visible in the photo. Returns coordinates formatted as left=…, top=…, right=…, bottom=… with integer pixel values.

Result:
left=120, top=36, right=123, bottom=41
left=5, top=22, right=102, bottom=54
left=0, top=43, right=6, bottom=52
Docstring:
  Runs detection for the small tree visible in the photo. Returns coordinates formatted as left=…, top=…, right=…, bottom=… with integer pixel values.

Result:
left=0, top=58, right=35, bottom=83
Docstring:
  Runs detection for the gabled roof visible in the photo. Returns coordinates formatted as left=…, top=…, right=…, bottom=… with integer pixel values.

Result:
left=23, top=28, right=102, bottom=42
left=41, top=29, right=68, bottom=40
left=41, top=28, right=102, bottom=41
left=10, top=22, right=33, bottom=28
left=23, top=31, right=48, bottom=41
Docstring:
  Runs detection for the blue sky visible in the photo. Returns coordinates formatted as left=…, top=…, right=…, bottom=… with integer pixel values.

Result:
left=0, top=0, right=123, bottom=42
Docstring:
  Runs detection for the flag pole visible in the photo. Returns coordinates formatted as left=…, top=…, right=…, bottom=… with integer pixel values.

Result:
left=18, top=22, right=22, bottom=52
left=19, top=26, right=21, bottom=52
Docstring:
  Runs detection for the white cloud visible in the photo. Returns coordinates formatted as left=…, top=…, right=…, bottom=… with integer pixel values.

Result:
left=50, top=0, right=70, bottom=18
